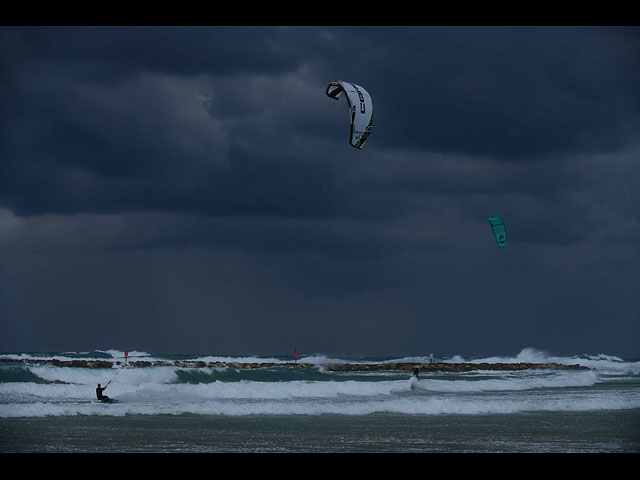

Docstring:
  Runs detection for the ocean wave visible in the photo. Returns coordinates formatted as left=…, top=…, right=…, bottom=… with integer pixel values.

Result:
left=412, top=370, right=599, bottom=392
left=2, top=347, right=638, bottom=368
left=2, top=389, right=639, bottom=418
left=2, top=348, right=638, bottom=420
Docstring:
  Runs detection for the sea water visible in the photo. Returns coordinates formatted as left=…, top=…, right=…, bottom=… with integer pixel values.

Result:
left=1, top=348, right=639, bottom=452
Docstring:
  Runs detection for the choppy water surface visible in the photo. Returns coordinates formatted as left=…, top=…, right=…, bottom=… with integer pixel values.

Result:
left=1, top=348, right=639, bottom=452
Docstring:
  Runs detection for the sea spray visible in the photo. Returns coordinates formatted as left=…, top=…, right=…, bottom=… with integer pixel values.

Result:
left=1, top=348, right=638, bottom=419
left=2, top=348, right=639, bottom=452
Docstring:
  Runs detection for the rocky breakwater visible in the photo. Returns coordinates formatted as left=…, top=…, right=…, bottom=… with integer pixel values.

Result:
left=0, top=358, right=117, bottom=369
left=0, top=358, right=589, bottom=372
left=326, top=361, right=590, bottom=372
left=0, top=358, right=314, bottom=370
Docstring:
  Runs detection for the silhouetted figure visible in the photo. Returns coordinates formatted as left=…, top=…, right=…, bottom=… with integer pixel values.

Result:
left=96, top=383, right=111, bottom=402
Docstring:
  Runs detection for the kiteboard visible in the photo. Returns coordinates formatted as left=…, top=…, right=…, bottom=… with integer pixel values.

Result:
left=98, top=398, right=117, bottom=404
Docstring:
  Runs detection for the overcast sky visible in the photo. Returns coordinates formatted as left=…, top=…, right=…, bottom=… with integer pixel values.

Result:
left=1, top=26, right=639, bottom=358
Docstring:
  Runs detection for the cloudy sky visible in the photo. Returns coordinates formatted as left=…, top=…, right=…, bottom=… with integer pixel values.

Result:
left=1, top=26, right=639, bottom=358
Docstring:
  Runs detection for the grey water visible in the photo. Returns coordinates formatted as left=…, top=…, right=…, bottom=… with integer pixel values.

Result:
left=1, top=349, right=639, bottom=452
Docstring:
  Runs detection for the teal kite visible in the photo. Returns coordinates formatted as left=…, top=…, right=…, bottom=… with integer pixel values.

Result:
left=488, top=217, right=507, bottom=248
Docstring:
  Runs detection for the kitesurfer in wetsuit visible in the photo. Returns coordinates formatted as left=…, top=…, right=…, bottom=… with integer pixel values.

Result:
left=412, top=367, right=420, bottom=379
left=96, top=383, right=111, bottom=402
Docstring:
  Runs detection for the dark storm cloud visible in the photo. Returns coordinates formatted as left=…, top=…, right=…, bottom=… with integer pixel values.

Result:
left=1, top=25, right=638, bottom=259
left=3, top=26, right=639, bottom=219
left=1, top=26, right=639, bottom=356
left=6, top=26, right=303, bottom=80
left=335, top=26, right=640, bottom=159
left=0, top=27, right=338, bottom=219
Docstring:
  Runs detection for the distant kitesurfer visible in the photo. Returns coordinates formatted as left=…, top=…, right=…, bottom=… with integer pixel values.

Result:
left=412, top=367, right=420, bottom=379
left=96, top=383, right=111, bottom=402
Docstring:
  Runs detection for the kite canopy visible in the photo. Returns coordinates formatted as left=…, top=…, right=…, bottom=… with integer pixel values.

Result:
left=325, top=80, right=374, bottom=149
left=488, top=217, right=507, bottom=248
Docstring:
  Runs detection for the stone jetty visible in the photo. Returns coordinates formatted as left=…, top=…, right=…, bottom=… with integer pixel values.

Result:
left=325, top=361, right=590, bottom=372
left=0, top=358, right=589, bottom=372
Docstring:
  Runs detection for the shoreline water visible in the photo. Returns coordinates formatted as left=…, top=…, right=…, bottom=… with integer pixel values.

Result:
left=2, top=349, right=638, bottom=452
left=3, top=408, right=639, bottom=453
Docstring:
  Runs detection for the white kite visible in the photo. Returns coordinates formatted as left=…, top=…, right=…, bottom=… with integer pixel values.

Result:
left=325, top=80, right=374, bottom=149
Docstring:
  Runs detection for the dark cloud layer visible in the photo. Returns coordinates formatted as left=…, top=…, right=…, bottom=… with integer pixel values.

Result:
left=1, top=26, right=639, bottom=357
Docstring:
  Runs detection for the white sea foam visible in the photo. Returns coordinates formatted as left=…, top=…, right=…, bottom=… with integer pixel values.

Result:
left=411, top=370, right=599, bottom=392
left=26, top=365, right=180, bottom=386
left=2, top=348, right=639, bottom=419
left=436, top=348, right=640, bottom=375
left=2, top=387, right=639, bottom=418
left=2, top=347, right=637, bottom=372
